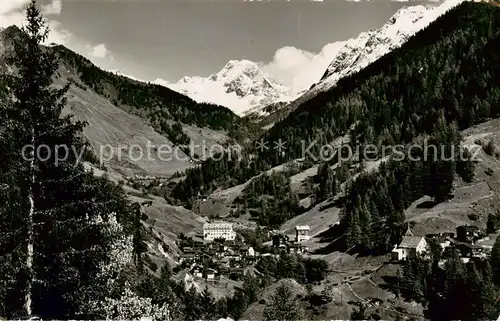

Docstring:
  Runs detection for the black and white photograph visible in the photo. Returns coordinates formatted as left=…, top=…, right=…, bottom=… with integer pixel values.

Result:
left=2, top=0, right=500, bottom=320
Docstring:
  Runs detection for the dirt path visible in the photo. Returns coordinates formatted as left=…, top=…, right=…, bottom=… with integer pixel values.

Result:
left=345, top=282, right=425, bottom=318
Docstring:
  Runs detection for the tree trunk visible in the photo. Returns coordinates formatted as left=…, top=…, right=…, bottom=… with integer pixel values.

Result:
left=25, top=125, right=35, bottom=316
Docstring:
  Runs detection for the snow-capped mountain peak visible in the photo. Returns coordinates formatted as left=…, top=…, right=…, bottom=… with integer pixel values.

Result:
left=387, top=5, right=428, bottom=25
left=163, top=0, right=463, bottom=119
left=217, top=59, right=258, bottom=78
left=167, top=59, right=294, bottom=116
left=319, top=0, right=462, bottom=85
left=251, top=0, right=465, bottom=122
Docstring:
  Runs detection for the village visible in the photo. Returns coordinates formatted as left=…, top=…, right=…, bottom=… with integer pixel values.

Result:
left=391, top=223, right=496, bottom=265
left=176, top=221, right=312, bottom=283
left=176, top=215, right=500, bottom=285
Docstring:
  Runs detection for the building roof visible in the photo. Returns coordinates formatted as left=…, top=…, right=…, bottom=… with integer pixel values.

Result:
left=289, top=243, right=306, bottom=248
left=295, top=225, right=310, bottom=231
left=180, top=253, right=196, bottom=258
left=398, top=236, right=425, bottom=249
left=203, top=221, right=233, bottom=229
left=457, top=225, right=480, bottom=231
left=230, top=267, right=243, bottom=273
left=456, top=242, right=482, bottom=250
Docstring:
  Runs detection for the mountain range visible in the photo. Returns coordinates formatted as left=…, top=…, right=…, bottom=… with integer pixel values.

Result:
left=163, top=0, right=463, bottom=120
left=3, top=0, right=500, bottom=319
left=159, top=59, right=298, bottom=116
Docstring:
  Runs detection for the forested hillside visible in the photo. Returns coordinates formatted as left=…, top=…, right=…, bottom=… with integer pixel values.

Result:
left=0, top=2, right=194, bottom=319
left=171, top=2, right=500, bottom=236
left=5, top=1, right=500, bottom=320
left=53, top=44, right=259, bottom=142
left=261, top=2, right=500, bottom=165
left=240, top=4, right=500, bottom=318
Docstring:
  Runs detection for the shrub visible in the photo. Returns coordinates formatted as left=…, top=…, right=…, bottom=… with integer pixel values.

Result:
left=483, top=139, right=496, bottom=156
left=468, top=213, right=479, bottom=221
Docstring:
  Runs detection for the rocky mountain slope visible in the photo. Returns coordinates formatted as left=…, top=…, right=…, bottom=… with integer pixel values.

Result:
left=165, top=59, right=297, bottom=116
left=158, top=1, right=460, bottom=122
left=0, top=25, right=254, bottom=178
left=249, top=0, right=463, bottom=125
left=317, top=1, right=461, bottom=87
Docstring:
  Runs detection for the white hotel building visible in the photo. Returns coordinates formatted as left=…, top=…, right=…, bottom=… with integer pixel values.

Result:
left=295, top=225, right=310, bottom=243
left=203, top=222, right=236, bottom=241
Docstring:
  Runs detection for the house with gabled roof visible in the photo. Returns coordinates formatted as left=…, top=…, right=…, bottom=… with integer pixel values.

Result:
left=391, top=227, right=427, bottom=261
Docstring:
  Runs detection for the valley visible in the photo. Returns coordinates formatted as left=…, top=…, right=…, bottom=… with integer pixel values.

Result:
left=151, top=1, right=500, bottom=319
left=3, top=0, right=500, bottom=320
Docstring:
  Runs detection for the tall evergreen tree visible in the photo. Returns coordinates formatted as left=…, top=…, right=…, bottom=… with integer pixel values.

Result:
left=464, top=262, right=499, bottom=321
left=242, top=274, right=260, bottom=303
left=456, top=148, right=476, bottom=183
left=316, top=162, right=336, bottom=201
left=227, top=289, right=248, bottom=320
left=345, top=209, right=362, bottom=250
left=183, top=286, right=202, bottom=321
left=443, top=250, right=468, bottom=320
left=491, top=235, right=500, bottom=286
left=131, top=202, right=148, bottom=269
left=0, top=1, right=144, bottom=318
left=200, top=287, right=216, bottom=320
left=263, top=282, right=304, bottom=321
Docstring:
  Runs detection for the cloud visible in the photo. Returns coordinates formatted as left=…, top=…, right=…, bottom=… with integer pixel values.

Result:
left=261, top=42, right=346, bottom=93
left=0, top=0, right=30, bottom=26
left=0, top=1, right=69, bottom=45
left=0, top=1, right=34, bottom=15
left=0, top=0, right=114, bottom=68
left=89, top=43, right=112, bottom=59
left=42, top=0, right=62, bottom=15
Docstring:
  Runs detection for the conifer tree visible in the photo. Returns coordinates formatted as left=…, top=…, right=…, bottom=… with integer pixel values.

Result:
left=263, top=282, right=304, bottom=321
left=154, top=263, right=176, bottom=308
left=358, top=201, right=372, bottom=250
left=443, top=250, right=468, bottom=320
left=491, top=235, right=500, bottom=286
left=183, top=286, right=202, bottom=321
left=456, top=148, right=475, bottom=183
left=345, top=209, right=362, bottom=249
left=200, top=287, right=216, bottom=320
left=131, top=202, right=148, bottom=269
left=0, top=1, right=143, bottom=318
left=462, top=262, right=499, bottom=321
left=317, top=162, right=336, bottom=201
left=479, top=262, right=500, bottom=319
left=242, top=274, right=260, bottom=303
left=228, top=289, right=248, bottom=320
left=466, top=264, right=483, bottom=319
left=426, top=119, right=458, bottom=202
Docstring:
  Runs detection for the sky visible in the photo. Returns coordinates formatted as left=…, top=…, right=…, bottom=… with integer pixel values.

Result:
left=1, top=0, right=444, bottom=90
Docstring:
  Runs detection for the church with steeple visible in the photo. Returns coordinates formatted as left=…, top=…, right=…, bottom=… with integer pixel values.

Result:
left=391, top=224, right=427, bottom=261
